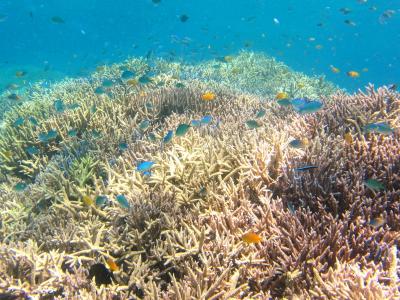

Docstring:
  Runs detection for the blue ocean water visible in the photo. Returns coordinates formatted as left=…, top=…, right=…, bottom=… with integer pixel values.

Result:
left=0, top=0, right=398, bottom=92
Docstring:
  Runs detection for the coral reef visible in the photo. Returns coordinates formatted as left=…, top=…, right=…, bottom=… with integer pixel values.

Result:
left=0, top=51, right=399, bottom=299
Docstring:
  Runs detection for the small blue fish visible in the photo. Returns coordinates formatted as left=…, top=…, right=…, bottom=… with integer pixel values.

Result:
left=294, top=165, right=318, bottom=171
left=13, top=117, right=24, bottom=127
left=38, top=132, right=48, bottom=143
left=90, top=105, right=97, bottom=113
left=67, top=129, right=78, bottom=137
left=292, top=99, right=323, bottom=114
left=191, top=120, right=201, bottom=127
left=92, top=130, right=102, bottom=139
left=364, top=122, right=394, bottom=135
left=148, top=132, right=157, bottom=141
left=14, top=182, right=28, bottom=192
left=26, top=146, right=39, bottom=155
left=287, top=202, right=296, bottom=214
left=176, top=124, right=190, bottom=136
left=102, top=79, right=114, bottom=87
left=137, top=161, right=155, bottom=172
left=68, top=103, right=80, bottom=110
left=121, top=70, right=135, bottom=80
left=201, top=115, right=212, bottom=125
left=95, top=195, right=108, bottom=207
left=139, top=119, right=150, bottom=130
left=145, top=103, right=154, bottom=111
left=246, top=120, right=260, bottom=129
left=46, top=129, right=58, bottom=140
left=255, top=109, right=266, bottom=118
left=94, top=86, right=106, bottom=95
left=28, top=116, right=38, bottom=126
left=138, top=75, right=152, bottom=84
left=175, top=82, right=185, bottom=88
left=143, top=171, right=151, bottom=177
left=116, top=194, right=130, bottom=209
left=118, top=142, right=128, bottom=151
left=163, top=130, right=173, bottom=143
left=54, top=99, right=65, bottom=113
left=277, top=99, right=292, bottom=106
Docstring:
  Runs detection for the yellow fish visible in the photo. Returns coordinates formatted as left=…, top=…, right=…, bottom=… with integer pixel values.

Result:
left=223, top=55, right=233, bottom=63
left=242, top=232, right=262, bottom=244
left=82, top=195, right=94, bottom=206
left=106, top=258, right=119, bottom=271
left=201, top=92, right=216, bottom=101
left=347, top=71, right=360, bottom=78
left=275, top=91, right=288, bottom=100
left=15, top=71, right=27, bottom=78
left=126, top=79, right=138, bottom=86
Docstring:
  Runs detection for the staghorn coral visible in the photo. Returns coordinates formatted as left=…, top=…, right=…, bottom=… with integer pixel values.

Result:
left=0, top=52, right=399, bottom=299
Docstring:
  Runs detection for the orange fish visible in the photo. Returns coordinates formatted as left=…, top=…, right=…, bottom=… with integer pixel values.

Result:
left=344, top=131, right=353, bottom=145
left=347, top=71, right=360, bottom=78
left=106, top=258, right=119, bottom=271
left=275, top=92, right=288, bottom=100
left=201, top=92, right=216, bottom=101
left=242, top=232, right=262, bottom=244
left=330, top=65, right=340, bottom=73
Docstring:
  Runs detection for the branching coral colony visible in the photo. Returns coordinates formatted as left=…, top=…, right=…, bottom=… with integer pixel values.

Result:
left=0, top=51, right=399, bottom=299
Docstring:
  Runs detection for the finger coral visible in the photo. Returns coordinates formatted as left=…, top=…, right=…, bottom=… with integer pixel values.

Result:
left=0, top=52, right=399, bottom=299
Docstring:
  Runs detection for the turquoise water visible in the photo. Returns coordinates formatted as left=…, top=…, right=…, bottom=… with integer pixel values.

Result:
left=0, top=0, right=399, bottom=92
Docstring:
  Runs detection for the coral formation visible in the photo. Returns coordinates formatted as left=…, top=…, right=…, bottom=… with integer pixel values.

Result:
left=0, top=51, right=399, bottom=299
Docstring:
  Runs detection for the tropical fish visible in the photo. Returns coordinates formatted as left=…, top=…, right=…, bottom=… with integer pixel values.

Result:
left=95, top=195, right=108, bottom=207
left=289, top=138, right=308, bottom=149
left=7, top=93, right=21, bottom=101
left=294, top=165, right=318, bottom=171
left=38, top=129, right=58, bottom=143
left=276, top=92, right=289, bottom=100
left=347, top=71, right=359, bottom=78
left=15, top=70, right=27, bottom=77
left=51, top=16, right=65, bottom=24
left=121, top=70, right=135, bottom=80
left=26, top=146, right=39, bottom=155
left=201, top=92, right=216, bottom=101
left=13, top=117, right=24, bottom=127
left=148, top=132, right=156, bottom=142
left=277, top=99, right=292, bottom=106
left=179, top=14, right=189, bottom=22
left=29, top=116, right=38, bottom=126
left=242, top=232, right=262, bottom=244
left=126, top=79, right=138, bottom=86
left=116, top=194, right=130, bottom=209
left=364, top=178, right=385, bottom=191
left=137, top=161, right=155, bottom=172
left=364, top=122, right=394, bottom=135
left=163, top=130, right=173, bottom=143
left=369, top=216, right=386, bottom=228
left=176, top=123, right=190, bottom=136
left=14, top=182, right=28, bottom=192
left=92, top=130, right=102, bottom=139
left=94, top=86, right=106, bottom=95
left=6, top=83, right=19, bottom=90
left=102, top=79, right=114, bottom=87
left=67, top=129, right=78, bottom=138
left=292, top=99, right=323, bottom=114
left=175, top=82, right=185, bottom=88
left=54, top=99, right=65, bottom=112
left=245, top=120, right=260, bottom=129
left=344, top=131, right=353, bottom=145
left=139, top=119, right=150, bottom=130
left=82, top=195, right=94, bottom=206
left=138, top=75, right=152, bottom=84
left=191, top=120, right=201, bottom=127
left=287, top=202, right=296, bottom=214
left=255, top=109, right=266, bottom=118
left=118, top=142, right=128, bottom=151
left=68, top=103, right=80, bottom=110
left=330, top=65, right=340, bottom=73
left=200, top=115, right=212, bottom=125
left=106, top=258, right=119, bottom=272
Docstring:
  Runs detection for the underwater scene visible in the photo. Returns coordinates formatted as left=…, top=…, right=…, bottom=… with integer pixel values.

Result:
left=0, top=0, right=399, bottom=299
